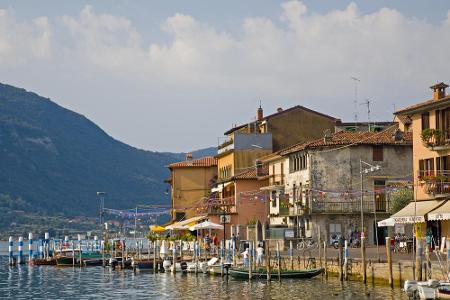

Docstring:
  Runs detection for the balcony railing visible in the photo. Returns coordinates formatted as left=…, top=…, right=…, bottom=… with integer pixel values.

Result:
left=421, top=129, right=450, bottom=150
left=419, top=170, right=450, bottom=197
left=206, top=196, right=237, bottom=215
left=311, top=200, right=390, bottom=214
left=218, top=138, right=233, bottom=151
left=269, top=174, right=285, bottom=186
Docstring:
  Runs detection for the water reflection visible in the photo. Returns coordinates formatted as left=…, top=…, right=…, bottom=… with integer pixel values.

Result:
left=0, top=256, right=406, bottom=299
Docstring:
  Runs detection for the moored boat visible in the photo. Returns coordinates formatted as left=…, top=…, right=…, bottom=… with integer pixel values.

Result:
left=228, top=267, right=325, bottom=279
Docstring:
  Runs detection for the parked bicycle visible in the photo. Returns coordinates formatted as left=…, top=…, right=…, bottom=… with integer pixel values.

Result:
left=296, top=238, right=318, bottom=250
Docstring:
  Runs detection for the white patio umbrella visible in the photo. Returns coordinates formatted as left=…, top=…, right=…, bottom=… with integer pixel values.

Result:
left=377, top=218, right=395, bottom=227
left=165, top=224, right=188, bottom=230
left=189, top=221, right=223, bottom=231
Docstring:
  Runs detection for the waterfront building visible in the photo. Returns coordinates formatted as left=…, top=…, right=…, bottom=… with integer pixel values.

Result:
left=266, top=127, right=412, bottom=245
left=210, top=105, right=340, bottom=239
left=394, top=82, right=450, bottom=240
left=167, top=154, right=217, bottom=221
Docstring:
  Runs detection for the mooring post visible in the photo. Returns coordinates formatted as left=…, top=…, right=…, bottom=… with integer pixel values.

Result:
left=425, top=245, right=430, bottom=280
left=276, top=241, right=281, bottom=282
left=232, top=239, right=236, bottom=266
left=44, top=232, right=49, bottom=259
left=361, top=236, right=367, bottom=283
left=72, top=240, right=75, bottom=267
left=344, top=239, right=348, bottom=281
left=338, top=238, right=343, bottom=281
left=386, top=237, right=393, bottom=287
left=289, top=240, right=294, bottom=270
left=18, top=236, right=23, bottom=265
left=28, top=233, right=33, bottom=264
left=8, top=236, right=13, bottom=266
left=323, top=241, right=327, bottom=277
left=248, top=241, right=253, bottom=280
left=266, top=241, right=271, bottom=281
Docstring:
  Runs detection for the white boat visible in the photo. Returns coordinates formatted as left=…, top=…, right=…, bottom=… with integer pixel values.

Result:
left=404, top=279, right=450, bottom=299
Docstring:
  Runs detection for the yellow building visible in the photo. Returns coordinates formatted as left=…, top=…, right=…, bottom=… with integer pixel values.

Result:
left=168, top=155, right=217, bottom=221
left=395, top=82, right=450, bottom=240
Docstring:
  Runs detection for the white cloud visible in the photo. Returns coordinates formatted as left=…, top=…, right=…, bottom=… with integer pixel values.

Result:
left=1, top=2, right=450, bottom=151
left=0, top=10, right=51, bottom=65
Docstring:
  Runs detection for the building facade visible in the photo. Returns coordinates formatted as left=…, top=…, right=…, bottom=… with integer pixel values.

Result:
left=267, top=128, right=412, bottom=245
left=394, top=82, right=450, bottom=240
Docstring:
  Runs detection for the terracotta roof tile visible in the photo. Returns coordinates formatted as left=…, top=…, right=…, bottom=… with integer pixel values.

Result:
left=395, top=96, right=450, bottom=115
left=396, top=115, right=412, bottom=125
left=279, top=126, right=412, bottom=156
left=232, top=166, right=269, bottom=180
left=169, top=156, right=217, bottom=168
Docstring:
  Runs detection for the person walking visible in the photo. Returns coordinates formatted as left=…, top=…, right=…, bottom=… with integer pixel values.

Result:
left=242, top=248, right=249, bottom=267
left=256, top=243, right=264, bottom=266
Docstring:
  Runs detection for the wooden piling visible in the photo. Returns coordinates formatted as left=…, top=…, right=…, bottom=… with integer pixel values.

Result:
left=249, top=241, right=253, bottom=280
left=416, top=237, right=423, bottom=281
left=338, top=239, right=343, bottom=281
left=386, top=237, right=393, bottom=287
left=172, top=242, right=176, bottom=274
left=153, top=241, right=158, bottom=273
left=290, top=240, right=294, bottom=270
left=323, top=241, right=327, bottom=277
left=266, top=242, right=271, bottom=281
left=276, top=242, right=281, bottom=282
left=344, top=239, right=348, bottom=281
left=361, top=237, right=367, bottom=283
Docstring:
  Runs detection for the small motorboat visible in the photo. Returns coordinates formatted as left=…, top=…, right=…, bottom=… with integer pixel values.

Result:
left=228, top=267, right=325, bottom=279
left=32, top=258, right=57, bottom=266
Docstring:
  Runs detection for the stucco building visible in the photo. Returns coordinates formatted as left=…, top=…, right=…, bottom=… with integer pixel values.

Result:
left=266, top=127, right=412, bottom=245
left=394, top=82, right=450, bottom=241
left=167, top=155, right=217, bottom=221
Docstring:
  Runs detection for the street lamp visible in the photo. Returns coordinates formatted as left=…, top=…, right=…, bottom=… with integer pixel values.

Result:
left=360, top=160, right=381, bottom=261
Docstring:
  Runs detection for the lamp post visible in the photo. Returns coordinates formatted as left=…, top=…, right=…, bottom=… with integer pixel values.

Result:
left=360, top=160, right=381, bottom=261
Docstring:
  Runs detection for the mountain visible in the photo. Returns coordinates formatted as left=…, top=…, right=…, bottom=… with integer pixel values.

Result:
left=0, top=83, right=216, bottom=217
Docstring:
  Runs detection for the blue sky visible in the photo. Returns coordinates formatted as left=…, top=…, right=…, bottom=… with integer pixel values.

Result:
left=0, top=1, right=449, bottom=151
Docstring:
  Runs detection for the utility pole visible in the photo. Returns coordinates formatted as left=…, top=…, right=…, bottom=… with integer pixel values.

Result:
left=351, top=76, right=360, bottom=130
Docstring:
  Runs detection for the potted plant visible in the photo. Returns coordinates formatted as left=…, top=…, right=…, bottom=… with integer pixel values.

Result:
left=421, top=128, right=434, bottom=146
left=434, top=129, right=443, bottom=145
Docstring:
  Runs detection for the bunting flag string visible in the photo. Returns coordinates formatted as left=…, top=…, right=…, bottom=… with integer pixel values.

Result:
left=102, top=207, right=170, bottom=218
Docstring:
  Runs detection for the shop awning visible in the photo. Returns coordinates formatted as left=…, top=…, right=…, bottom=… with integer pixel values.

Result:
left=392, top=200, right=444, bottom=224
left=428, top=201, right=450, bottom=221
left=165, top=215, right=207, bottom=230
left=377, top=218, right=395, bottom=227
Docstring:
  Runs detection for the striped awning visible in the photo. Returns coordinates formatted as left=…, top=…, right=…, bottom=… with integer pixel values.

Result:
left=392, top=200, right=444, bottom=223
left=428, top=201, right=450, bottom=221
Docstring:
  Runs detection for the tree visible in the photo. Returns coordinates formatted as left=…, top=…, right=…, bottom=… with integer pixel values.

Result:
left=390, top=189, right=413, bottom=214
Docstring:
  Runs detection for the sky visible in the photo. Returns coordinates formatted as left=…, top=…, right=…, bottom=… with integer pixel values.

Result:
left=0, top=1, right=450, bottom=152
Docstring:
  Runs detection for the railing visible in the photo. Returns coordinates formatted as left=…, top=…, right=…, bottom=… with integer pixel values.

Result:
left=218, top=138, right=233, bottom=150
left=418, top=170, right=450, bottom=197
left=421, top=129, right=450, bottom=149
left=269, top=174, right=285, bottom=186
left=311, top=200, right=390, bottom=214
left=206, top=196, right=237, bottom=215
left=289, top=206, right=309, bottom=216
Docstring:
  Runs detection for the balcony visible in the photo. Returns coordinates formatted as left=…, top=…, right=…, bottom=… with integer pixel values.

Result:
left=289, top=206, right=309, bottom=216
left=269, top=174, right=285, bottom=186
left=419, top=171, right=450, bottom=198
left=217, top=132, right=272, bottom=154
left=421, top=129, right=450, bottom=151
left=206, top=196, right=237, bottom=215
left=311, top=200, right=390, bottom=214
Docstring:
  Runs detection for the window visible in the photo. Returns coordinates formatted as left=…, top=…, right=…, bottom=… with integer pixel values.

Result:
left=422, top=112, right=430, bottom=130
left=372, top=145, right=383, bottom=161
left=271, top=191, right=277, bottom=207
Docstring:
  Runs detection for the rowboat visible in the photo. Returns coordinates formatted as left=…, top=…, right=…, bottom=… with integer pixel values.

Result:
left=228, top=267, right=325, bottom=279
left=32, top=258, right=57, bottom=266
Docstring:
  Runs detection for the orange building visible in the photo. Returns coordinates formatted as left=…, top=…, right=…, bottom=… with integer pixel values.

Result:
left=394, top=82, right=450, bottom=241
left=168, top=155, right=217, bottom=221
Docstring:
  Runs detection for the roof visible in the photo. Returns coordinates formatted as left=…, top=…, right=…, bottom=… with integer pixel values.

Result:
left=224, top=105, right=340, bottom=135
left=169, top=156, right=217, bottom=169
left=392, top=200, right=444, bottom=223
left=259, top=152, right=283, bottom=163
left=431, top=82, right=449, bottom=89
left=395, top=96, right=450, bottom=115
left=395, top=115, right=412, bottom=125
left=336, top=121, right=396, bottom=126
left=232, top=166, right=268, bottom=180
left=279, top=126, right=412, bottom=156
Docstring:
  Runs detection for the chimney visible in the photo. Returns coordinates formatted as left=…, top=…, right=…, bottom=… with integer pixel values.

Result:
left=323, top=129, right=332, bottom=144
left=277, top=107, right=283, bottom=113
left=255, top=160, right=263, bottom=176
left=431, top=82, right=449, bottom=100
left=186, top=153, right=193, bottom=161
left=257, top=105, right=263, bottom=121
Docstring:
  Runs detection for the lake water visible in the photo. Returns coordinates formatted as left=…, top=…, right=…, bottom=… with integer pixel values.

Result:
left=0, top=241, right=407, bottom=299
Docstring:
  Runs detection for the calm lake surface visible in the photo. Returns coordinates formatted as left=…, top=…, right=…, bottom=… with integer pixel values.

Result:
left=0, top=241, right=407, bottom=299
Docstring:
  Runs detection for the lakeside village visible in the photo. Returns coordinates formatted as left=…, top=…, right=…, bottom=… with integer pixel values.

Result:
left=7, top=82, right=450, bottom=298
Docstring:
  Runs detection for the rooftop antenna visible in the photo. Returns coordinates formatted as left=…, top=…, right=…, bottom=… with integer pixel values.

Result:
left=351, top=76, right=360, bottom=130
left=360, top=98, right=371, bottom=132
